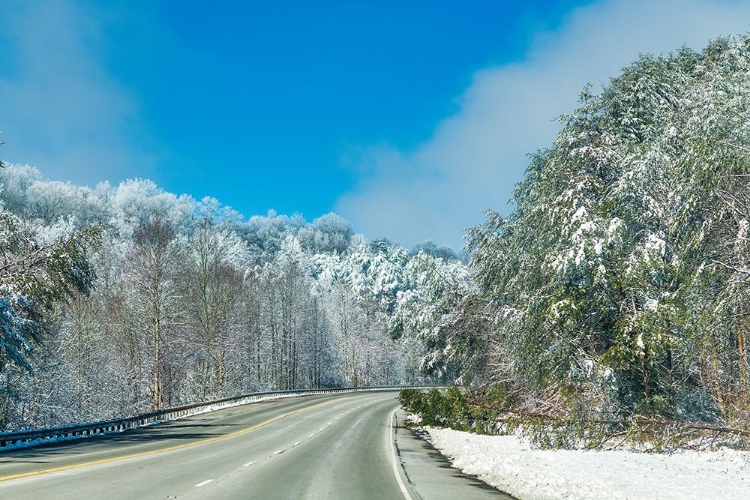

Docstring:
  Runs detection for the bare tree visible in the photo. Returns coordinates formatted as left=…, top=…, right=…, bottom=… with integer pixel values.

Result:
left=125, top=216, right=183, bottom=410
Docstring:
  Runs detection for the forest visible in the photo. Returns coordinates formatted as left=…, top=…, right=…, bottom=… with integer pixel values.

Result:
left=3, top=35, right=750, bottom=446
left=400, top=35, right=750, bottom=447
left=0, top=164, right=468, bottom=430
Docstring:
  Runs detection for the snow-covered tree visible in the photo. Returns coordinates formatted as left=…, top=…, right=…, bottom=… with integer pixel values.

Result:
left=0, top=210, right=99, bottom=427
left=468, top=35, right=750, bottom=424
left=182, top=221, right=248, bottom=397
left=123, top=216, right=184, bottom=410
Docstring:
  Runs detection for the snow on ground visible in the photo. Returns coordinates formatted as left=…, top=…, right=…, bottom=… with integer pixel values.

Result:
left=424, top=427, right=750, bottom=500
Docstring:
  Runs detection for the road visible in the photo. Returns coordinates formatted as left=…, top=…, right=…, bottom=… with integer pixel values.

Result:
left=0, top=390, right=512, bottom=499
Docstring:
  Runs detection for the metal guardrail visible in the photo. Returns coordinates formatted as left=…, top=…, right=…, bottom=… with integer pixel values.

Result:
left=0, top=385, right=430, bottom=451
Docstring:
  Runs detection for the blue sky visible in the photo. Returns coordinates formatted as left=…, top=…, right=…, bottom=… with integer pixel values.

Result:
left=2, top=0, right=750, bottom=248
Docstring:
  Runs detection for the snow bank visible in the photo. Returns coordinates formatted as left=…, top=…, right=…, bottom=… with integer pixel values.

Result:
left=424, top=427, right=750, bottom=500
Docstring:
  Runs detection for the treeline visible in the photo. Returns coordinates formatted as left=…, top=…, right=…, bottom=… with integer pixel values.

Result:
left=0, top=166, right=467, bottom=430
left=503, top=35, right=750, bottom=421
left=11, top=35, right=750, bottom=441
left=411, top=35, right=750, bottom=438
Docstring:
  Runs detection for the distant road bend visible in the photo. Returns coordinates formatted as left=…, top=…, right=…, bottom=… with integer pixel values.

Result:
left=0, top=390, right=511, bottom=499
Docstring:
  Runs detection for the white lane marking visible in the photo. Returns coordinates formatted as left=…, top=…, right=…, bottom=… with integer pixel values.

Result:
left=274, top=450, right=284, bottom=454
left=243, top=461, right=255, bottom=467
left=294, top=441, right=301, bottom=446
left=389, top=409, right=413, bottom=500
left=195, top=479, right=214, bottom=488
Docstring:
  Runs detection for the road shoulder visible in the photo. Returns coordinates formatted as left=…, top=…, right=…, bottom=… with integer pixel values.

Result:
left=393, top=409, right=516, bottom=500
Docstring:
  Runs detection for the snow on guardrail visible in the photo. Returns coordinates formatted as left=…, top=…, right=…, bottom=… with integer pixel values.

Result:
left=0, top=385, right=436, bottom=451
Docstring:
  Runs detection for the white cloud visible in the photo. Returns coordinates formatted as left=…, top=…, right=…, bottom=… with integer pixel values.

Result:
left=0, top=0, right=156, bottom=187
left=336, top=0, right=750, bottom=249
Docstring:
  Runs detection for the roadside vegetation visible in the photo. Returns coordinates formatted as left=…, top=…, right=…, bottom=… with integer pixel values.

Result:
left=402, top=35, right=750, bottom=451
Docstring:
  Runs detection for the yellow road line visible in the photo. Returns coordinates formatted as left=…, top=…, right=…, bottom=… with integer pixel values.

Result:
left=0, top=398, right=335, bottom=483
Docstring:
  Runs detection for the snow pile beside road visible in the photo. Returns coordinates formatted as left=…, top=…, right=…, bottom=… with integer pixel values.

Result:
left=424, top=427, right=750, bottom=500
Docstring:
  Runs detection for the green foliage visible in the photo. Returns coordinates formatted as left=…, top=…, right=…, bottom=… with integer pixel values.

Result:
left=464, top=34, right=750, bottom=434
left=401, top=386, right=750, bottom=451
left=0, top=210, right=100, bottom=371
left=400, top=385, right=524, bottom=434
left=400, top=387, right=474, bottom=431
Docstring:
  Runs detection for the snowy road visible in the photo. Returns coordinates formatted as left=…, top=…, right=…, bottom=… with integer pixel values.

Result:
left=0, top=391, right=506, bottom=499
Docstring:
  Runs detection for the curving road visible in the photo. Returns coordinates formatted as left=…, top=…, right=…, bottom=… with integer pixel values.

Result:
left=0, top=391, right=511, bottom=499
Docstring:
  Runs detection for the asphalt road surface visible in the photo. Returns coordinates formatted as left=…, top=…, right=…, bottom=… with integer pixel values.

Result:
left=0, top=390, right=513, bottom=499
